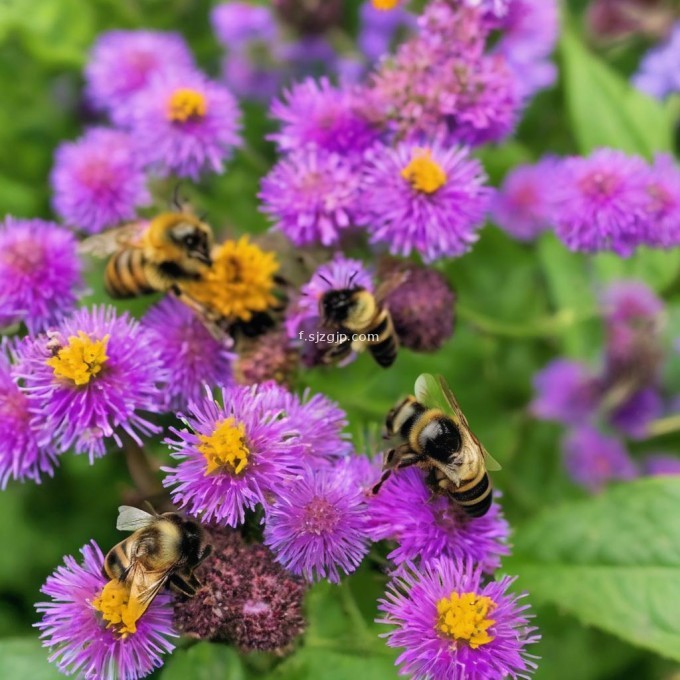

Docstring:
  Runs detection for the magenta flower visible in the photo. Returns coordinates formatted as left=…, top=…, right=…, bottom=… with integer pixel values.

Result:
left=0, top=217, right=82, bottom=333
left=263, top=463, right=370, bottom=583
left=609, top=388, right=662, bottom=440
left=163, top=384, right=304, bottom=526
left=35, top=541, right=177, bottom=680
left=642, top=154, right=680, bottom=247
left=211, top=2, right=278, bottom=47
left=378, top=558, right=540, bottom=680
left=51, top=128, right=150, bottom=234
left=15, top=306, right=164, bottom=461
left=644, top=454, right=680, bottom=476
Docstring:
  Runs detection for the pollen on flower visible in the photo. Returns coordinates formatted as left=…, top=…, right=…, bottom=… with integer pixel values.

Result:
left=199, top=416, right=250, bottom=475
left=92, top=579, right=144, bottom=637
left=166, top=88, right=208, bottom=123
left=182, top=236, right=279, bottom=321
left=436, top=591, right=496, bottom=649
left=372, top=0, right=401, bottom=10
left=401, top=149, right=448, bottom=194
left=46, top=331, right=110, bottom=386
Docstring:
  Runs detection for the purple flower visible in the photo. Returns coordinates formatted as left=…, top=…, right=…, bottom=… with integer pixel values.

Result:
left=550, top=149, right=651, bottom=256
left=0, top=217, right=82, bottom=333
left=142, top=297, right=234, bottom=410
left=642, top=154, right=680, bottom=247
left=124, top=71, right=241, bottom=180
left=221, top=50, right=284, bottom=103
left=378, top=558, right=540, bottom=680
left=35, top=541, right=176, bottom=680
left=259, top=148, right=362, bottom=247
left=531, top=359, right=600, bottom=426
left=263, top=463, right=370, bottom=583
left=644, top=454, right=680, bottom=476
left=632, top=22, right=680, bottom=99
left=84, top=30, right=195, bottom=120
left=15, top=306, right=164, bottom=461
left=609, top=388, right=663, bottom=440
left=602, top=280, right=664, bottom=325
left=563, top=426, right=638, bottom=493
left=361, top=141, right=490, bottom=262
left=358, top=2, right=416, bottom=62
left=51, top=128, right=150, bottom=234
left=211, top=2, right=278, bottom=47
left=368, top=467, right=509, bottom=573
left=490, top=160, right=557, bottom=241
left=163, top=383, right=303, bottom=526
left=269, top=78, right=379, bottom=156
left=0, top=343, right=58, bottom=488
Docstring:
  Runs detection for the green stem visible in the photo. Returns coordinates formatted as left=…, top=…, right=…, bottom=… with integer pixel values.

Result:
left=340, top=584, right=371, bottom=639
left=646, top=414, right=680, bottom=438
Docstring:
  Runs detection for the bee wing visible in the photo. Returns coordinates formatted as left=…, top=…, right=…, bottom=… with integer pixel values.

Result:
left=172, top=288, right=233, bottom=343
left=374, top=270, right=409, bottom=305
left=77, top=222, right=147, bottom=258
left=482, top=446, right=503, bottom=472
left=124, top=561, right=173, bottom=621
left=116, top=505, right=156, bottom=532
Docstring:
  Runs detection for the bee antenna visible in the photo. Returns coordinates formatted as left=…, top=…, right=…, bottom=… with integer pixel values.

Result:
left=347, top=270, right=358, bottom=287
left=171, top=182, right=185, bottom=212
left=372, top=470, right=391, bottom=495
left=143, top=500, right=159, bottom=516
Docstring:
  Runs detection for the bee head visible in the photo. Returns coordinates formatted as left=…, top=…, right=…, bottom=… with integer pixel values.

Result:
left=320, top=288, right=362, bottom=324
left=168, top=220, right=213, bottom=267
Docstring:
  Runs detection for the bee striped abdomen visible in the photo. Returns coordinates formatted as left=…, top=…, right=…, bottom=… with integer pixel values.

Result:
left=103, top=539, right=132, bottom=580
left=105, top=249, right=155, bottom=299
left=451, top=471, right=492, bottom=518
left=367, top=307, right=398, bottom=368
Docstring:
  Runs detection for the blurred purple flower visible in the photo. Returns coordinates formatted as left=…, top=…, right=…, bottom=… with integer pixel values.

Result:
left=644, top=454, right=680, bottom=476
left=642, top=154, right=680, bottom=247
left=211, top=2, right=278, bottom=47
left=609, top=388, right=663, bottom=439
left=633, top=22, right=680, bottom=99
left=358, top=2, right=416, bottom=62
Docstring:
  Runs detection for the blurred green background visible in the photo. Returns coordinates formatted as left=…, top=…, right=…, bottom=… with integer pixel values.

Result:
left=2, top=0, right=680, bottom=678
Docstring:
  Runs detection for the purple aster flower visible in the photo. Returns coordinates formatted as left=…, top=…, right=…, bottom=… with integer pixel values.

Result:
left=490, top=159, right=558, bottom=241
left=84, top=30, right=195, bottom=121
left=632, top=22, right=680, bottom=99
left=563, top=426, right=638, bottom=493
left=361, top=141, right=490, bottom=262
left=124, top=71, right=241, bottom=180
left=609, top=388, right=663, bottom=439
left=142, top=297, right=234, bottom=410
left=51, top=127, right=150, bottom=234
left=644, top=453, right=680, bottom=476
left=211, top=2, right=278, bottom=47
left=378, top=557, right=540, bottom=680
left=15, top=306, right=164, bottom=461
left=358, top=2, right=416, bottom=62
left=531, top=359, right=601, bottom=426
left=0, top=343, right=58, bottom=488
left=550, top=149, right=651, bottom=256
left=269, top=77, right=379, bottom=156
left=642, top=154, right=680, bottom=247
left=263, top=464, right=370, bottom=583
left=259, top=147, right=363, bottom=247
left=163, top=383, right=303, bottom=526
left=0, top=217, right=82, bottom=333
left=368, top=467, right=509, bottom=573
left=285, top=254, right=373, bottom=340
left=35, top=541, right=176, bottom=680
left=221, top=50, right=284, bottom=103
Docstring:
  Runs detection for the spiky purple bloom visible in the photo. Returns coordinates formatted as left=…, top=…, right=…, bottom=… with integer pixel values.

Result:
left=378, top=558, right=540, bottom=680
left=642, top=154, right=680, bottom=247
left=35, top=541, right=176, bottom=680
left=368, top=468, right=509, bottom=573
left=563, top=426, right=638, bottom=493
left=491, top=160, right=557, bottom=240
left=644, top=454, right=680, bottom=476
left=0, top=217, right=82, bottom=333
left=123, top=71, right=241, bottom=180
left=0, top=344, right=58, bottom=488
left=609, top=388, right=663, bottom=439
left=361, top=141, right=490, bottom=262
left=263, top=464, right=370, bottom=583
left=550, top=149, right=651, bottom=255
left=51, top=128, right=150, bottom=234
left=15, top=306, right=164, bottom=461
left=632, top=22, right=680, bottom=99
left=285, top=254, right=373, bottom=340
left=259, top=148, right=363, bottom=247
left=142, top=297, right=234, bottom=410
left=531, top=359, right=600, bottom=426
left=163, top=384, right=303, bottom=526
left=269, top=78, right=379, bottom=156
left=211, top=2, right=278, bottom=47
left=84, top=30, right=195, bottom=120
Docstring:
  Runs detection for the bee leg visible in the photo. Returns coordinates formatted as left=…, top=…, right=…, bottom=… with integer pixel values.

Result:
left=168, top=572, right=198, bottom=598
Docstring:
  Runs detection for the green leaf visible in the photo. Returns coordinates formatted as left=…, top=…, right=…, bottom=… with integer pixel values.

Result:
left=0, top=638, right=62, bottom=680
left=561, top=27, right=674, bottom=157
left=161, top=642, right=245, bottom=680
left=506, top=477, right=680, bottom=662
left=592, top=248, right=680, bottom=293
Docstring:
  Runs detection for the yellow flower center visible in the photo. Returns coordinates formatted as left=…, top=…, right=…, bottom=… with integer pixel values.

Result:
left=372, top=0, right=400, bottom=9
left=46, top=332, right=109, bottom=386
left=436, top=591, right=496, bottom=649
left=199, top=416, right=250, bottom=475
left=401, top=148, right=447, bottom=194
left=92, top=579, right=146, bottom=637
left=182, top=236, right=279, bottom=322
left=167, top=88, right=208, bottom=123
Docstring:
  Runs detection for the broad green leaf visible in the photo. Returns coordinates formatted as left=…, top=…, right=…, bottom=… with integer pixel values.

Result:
left=561, top=27, right=674, bottom=157
left=161, top=642, right=245, bottom=680
left=0, top=638, right=62, bottom=680
left=592, top=248, right=680, bottom=294
left=506, top=477, right=680, bottom=662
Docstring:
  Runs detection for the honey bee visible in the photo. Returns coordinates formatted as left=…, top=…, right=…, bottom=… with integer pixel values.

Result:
left=103, top=505, right=212, bottom=616
left=318, top=273, right=402, bottom=368
left=372, top=374, right=501, bottom=517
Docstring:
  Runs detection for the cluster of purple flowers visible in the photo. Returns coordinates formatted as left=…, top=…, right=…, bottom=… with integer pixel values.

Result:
left=492, top=149, right=680, bottom=254
left=531, top=280, right=680, bottom=492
